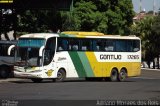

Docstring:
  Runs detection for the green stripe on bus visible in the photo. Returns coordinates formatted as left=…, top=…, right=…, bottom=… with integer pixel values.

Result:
left=68, top=52, right=86, bottom=77
left=77, top=52, right=95, bottom=77
left=59, top=34, right=68, bottom=37
left=59, top=34, right=75, bottom=37
left=68, top=34, right=75, bottom=37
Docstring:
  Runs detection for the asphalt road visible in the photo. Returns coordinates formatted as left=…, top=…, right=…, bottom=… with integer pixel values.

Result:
left=0, top=69, right=160, bottom=106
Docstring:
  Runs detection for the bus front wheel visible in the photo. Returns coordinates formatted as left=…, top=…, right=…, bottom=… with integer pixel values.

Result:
left=56, top=69, right=66, bottom=82
left=110, top=68, right=118, bottom=82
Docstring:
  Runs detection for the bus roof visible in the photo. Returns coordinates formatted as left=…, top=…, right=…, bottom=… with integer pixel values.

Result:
left=102, top=35, right=140, bottom=40
left=18, top=32, right=140, bottom=40
left=61, top=31, right=104, bottom=36
left=60, top=32, right=140, bottom=40
left=19, top=33, right=59, bottom=39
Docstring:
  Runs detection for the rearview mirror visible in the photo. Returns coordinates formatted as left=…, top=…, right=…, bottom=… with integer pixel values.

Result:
left=39, top=46, right=45, bottom=57
left=8, top=45, right=15, bottom=55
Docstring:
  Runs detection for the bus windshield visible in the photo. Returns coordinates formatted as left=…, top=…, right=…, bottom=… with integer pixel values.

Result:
left=15, top=38, right=45, bottom=67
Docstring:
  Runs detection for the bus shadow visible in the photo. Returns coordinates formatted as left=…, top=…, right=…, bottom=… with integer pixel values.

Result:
left=9, top=78, right=135, bottom=84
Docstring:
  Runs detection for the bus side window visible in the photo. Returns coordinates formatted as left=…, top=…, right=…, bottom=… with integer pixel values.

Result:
left=133, top=40, right=140, bottom=52
left=92, top=40, right=97, bottom=51
left=81, top=39, right=91, bottom=51
left=104, top=40, right=114, bottom=52
left=69, top=39, right=79, bottom=51
left=0, top=44, right=5, bottom=56
left=127, top=40, right=133, bottom=52
left=115, top=40, right=127, bottom=52
left=92, top=40, right=103, bottom=51
left=58, top=38, right=68, bottom=51
left=0, top=44, right=10, bottom=56
left=44, top=37, right=56, bottom=65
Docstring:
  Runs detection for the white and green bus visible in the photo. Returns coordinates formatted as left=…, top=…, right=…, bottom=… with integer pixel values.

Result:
left=8, top=32, right=141, bottom=82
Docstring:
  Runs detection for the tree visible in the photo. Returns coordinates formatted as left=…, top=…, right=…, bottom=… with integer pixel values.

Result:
left=60, top=11, right=80, bottom=31
left=16, top=9, right=62, bottom=35
left=104, top=0, right=135, bottom=35
left=152, top=15, right=160, bottom=36
left=73, top=1, right=101, bottom=31
left=151, top=15, right=160, bottom=68
left=62, top=0, right=135, bottom=35
left=0, top=9, right=14, bottom=40
left=130, top=16, right=160, bottom=68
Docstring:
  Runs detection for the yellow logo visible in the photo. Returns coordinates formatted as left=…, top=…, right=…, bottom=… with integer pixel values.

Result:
left=46, top=69, right=54, bottom=77
left=0, top=0, right=13, bottom=3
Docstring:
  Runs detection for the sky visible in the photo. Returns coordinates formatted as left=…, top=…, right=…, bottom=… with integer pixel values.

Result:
left=132, top=0, right=160, bottom=13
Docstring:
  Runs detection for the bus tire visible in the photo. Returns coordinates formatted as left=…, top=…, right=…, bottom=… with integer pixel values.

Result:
left=31, top=78, right=43, bottom=83
left=56, top=69, right=66, bottom=82
left=0, top=66, right=10, bottom=79
left=118, top=68, right=127, bottom=82
left=110, top=68, right=118, bottom=82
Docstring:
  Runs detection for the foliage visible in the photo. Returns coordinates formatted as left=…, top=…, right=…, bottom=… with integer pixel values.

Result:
left=60, top=11, right=80, bottom=31
left=131, top=16, right=155, bottom=60
left=1, top=0, right=135, bottom=39
left=16, top=9, right=63, bottom=35
left=152, top=15, right=160, bottom=36
left=130, top=15, right=160, bottom=68
left=61, top=0, right=135, bottom=35
left=151, top=15, right=160, bottom=56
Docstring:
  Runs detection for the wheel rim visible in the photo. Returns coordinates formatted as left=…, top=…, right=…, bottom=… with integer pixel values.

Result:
left=119, top=70, right=127, bottom=81
left=57, top=70, right=65, bottom=81
left=57, top=72, right=63, bottom=80
left=120, top=72, right=126, bottom=79
left=111, top=69, right=118, bottom=81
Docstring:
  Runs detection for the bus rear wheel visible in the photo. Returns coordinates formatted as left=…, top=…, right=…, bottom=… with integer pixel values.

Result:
left=56, top=69, right=66, bottom=82
left=110, top=68, right=118, bottom=82
left=31, top=78, right=43, bottom=83
left=118, top=69, right=127, bottom=82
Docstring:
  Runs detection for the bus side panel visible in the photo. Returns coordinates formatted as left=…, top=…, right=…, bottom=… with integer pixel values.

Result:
left=68, top=51, right=86, bottom=77
left=86, top=52, right=141, bottom=78
left=103, top=62, right=140, bottom=77
left=130, top=62, right=141, bottom=77
left=55, top=52, right=79, bottom=78
left=68, top=51, right=96, bottom=78
left=55, top=51, right=141, bottom=78
left=68, top=51, right=98, bottom=78
left=85, top=52, right=103, bottom=77
left=77, top=52, right=95, bottom=77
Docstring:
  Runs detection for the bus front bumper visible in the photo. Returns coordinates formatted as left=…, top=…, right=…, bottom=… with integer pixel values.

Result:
left=14, top=71, right=43, bottom=78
